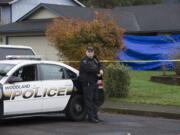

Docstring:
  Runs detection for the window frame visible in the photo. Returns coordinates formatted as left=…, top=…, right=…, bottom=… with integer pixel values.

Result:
left=63, top=67, right=78, bottom=80
left=38, top=64, right=66, bottom=81
left=7, top=64, right=39, bottom=83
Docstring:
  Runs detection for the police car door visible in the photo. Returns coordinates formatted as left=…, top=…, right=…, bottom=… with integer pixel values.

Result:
left=3, top=64, right=43, bottom=115
left=39, top=64, right=73, bottom=112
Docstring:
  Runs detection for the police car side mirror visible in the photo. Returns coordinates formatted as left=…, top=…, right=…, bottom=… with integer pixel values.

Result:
left=71, top=75, right=78, bottom=80
left=8, top=76, right=23, bottom=84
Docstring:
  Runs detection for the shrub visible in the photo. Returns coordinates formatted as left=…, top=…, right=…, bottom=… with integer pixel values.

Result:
left=46, top=12, right=124, bottom=68
left=104, top=63, right=130, bottom=98
left=174, top=53, right=180, bottom=76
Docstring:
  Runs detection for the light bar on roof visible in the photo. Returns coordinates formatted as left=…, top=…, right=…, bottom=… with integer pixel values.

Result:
left=6, top=55, right=42, bottom=60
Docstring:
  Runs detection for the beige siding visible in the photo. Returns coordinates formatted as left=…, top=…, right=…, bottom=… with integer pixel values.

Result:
left=28, top=8, right=58, bottom=20
left=8, top=36, right=59, bottom=61
left=12, top=0, right=78, bottom=22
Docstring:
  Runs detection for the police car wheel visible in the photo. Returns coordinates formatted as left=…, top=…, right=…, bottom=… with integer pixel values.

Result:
left=0, top=118, right=3, bottom=124
left=65, top=95, right=87, bottom=121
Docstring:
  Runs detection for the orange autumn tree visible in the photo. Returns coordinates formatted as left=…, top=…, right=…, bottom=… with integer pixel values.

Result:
left=46, top=12, right=124, bottom=68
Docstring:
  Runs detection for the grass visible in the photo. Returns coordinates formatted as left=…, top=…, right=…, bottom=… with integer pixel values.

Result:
left=109, top=70, right=180, bottom=106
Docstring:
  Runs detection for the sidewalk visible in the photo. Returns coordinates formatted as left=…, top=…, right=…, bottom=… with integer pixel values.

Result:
left=101, top=101, right=180, bottom=119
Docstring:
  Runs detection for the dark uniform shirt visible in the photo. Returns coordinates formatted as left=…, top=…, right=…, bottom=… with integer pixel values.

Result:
left=79, top=56, right=102, bottom=83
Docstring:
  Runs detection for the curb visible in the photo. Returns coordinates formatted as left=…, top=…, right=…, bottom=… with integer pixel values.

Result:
left=100, top=107, right=180, bottom=120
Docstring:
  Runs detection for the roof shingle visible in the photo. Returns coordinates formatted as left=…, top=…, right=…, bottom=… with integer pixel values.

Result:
left=0, top=0, right=13, bottom=5
left=0, top=4, right=180, bottom=34
left=0, top=19, right=52, bottom=34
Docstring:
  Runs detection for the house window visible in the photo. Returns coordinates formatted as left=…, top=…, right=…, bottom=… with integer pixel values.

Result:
left=0, top=37, right=3, bottom=43
left=0, top=7, right=2, bottom=24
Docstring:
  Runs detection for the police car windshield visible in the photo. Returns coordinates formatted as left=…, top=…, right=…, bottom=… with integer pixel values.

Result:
left=0, top=64, right=15, bottom=79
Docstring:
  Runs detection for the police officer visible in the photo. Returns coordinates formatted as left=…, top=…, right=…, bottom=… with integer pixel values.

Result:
left=79, top=46, right=103, bottom=123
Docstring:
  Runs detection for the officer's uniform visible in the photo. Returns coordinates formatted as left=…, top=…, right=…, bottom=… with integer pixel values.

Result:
left=79, top=56, right=102, bottom=121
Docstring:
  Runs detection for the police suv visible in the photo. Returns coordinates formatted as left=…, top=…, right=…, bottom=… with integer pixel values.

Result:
left=0, top=45, right=36, bottom=60
left=0, top=56, right=86, bottom=121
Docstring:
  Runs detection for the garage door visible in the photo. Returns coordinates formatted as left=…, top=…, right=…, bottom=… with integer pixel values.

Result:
left=8, top=36, right=59, bottom=61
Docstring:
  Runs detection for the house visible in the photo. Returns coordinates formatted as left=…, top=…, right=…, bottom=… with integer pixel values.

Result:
left=0, top=4, right=180, bottom=61
left=0, top=0, right=85, bottom=25
left=0, top=3, right=137, bottom=60
left=163, top=0, right=180, bottom=4
left=114, top=4, right=180, bottom=34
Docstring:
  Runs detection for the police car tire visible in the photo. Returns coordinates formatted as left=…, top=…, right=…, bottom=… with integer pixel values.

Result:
left=0, top=119, right=3, bottom=125
left=65, top=95, right=87, bottom=121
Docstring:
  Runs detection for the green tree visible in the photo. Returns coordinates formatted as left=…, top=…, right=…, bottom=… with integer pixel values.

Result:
left=79, top=0, right=162, bottom=8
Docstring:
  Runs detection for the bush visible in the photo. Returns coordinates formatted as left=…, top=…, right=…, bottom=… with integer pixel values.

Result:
left=46, top=13, right=124, bottom=68
left=174, top=53, right=180, bottom=76
left=104, top=63, right=130, bottom=98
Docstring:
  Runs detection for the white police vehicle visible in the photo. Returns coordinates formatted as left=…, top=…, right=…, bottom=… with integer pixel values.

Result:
left=0, top=56, right=86, bottom=121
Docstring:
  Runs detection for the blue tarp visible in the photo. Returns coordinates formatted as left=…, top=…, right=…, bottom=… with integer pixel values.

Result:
left=118, top=35, right=180, bottom=70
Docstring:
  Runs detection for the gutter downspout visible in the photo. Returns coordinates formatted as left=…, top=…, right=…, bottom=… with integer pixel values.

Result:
left=10, top=4, right=12, bottom=23
left=5, top=36, right=8, bottom=45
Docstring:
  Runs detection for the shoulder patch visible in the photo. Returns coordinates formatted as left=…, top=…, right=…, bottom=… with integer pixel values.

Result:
left=82, top=59, right=87, bottom=64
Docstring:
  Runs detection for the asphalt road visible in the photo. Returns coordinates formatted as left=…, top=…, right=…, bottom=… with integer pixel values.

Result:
left=0, top=113, right=180, bottom=135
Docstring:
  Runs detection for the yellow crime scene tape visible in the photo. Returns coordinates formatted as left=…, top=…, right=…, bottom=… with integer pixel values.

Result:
left=59, top=59, right=180, bottom=63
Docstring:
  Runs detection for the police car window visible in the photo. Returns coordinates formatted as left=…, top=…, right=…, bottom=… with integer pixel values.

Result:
left=64, top=68, right=77, bottom=79
left=0, top=64, right=14, bottom=80
left=13, top=65, right=37, bottom=82
left=39, top=64, right=65, bottom=80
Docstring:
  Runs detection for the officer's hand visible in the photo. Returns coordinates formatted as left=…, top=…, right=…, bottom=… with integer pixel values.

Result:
left=100, top=69, right=103, bottom=76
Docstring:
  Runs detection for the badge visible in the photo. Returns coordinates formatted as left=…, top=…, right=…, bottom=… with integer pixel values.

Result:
left=83, top=59, right=87, bottom=64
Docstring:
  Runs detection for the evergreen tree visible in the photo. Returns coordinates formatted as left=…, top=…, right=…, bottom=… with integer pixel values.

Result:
left=79, top=0, right=162, bottom=8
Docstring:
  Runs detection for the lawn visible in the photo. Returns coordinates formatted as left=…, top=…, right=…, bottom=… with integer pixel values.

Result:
left=109, top=71, right=180, bottom=106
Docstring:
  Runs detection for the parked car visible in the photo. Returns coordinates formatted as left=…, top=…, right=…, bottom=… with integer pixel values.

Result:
left=0, top=45, right=35, bottom=60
